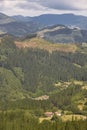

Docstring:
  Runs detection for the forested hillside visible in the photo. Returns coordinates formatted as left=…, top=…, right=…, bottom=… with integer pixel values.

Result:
left=0, top=36, right=87, bottom=129
left=0, top=36, right=87, bottom=94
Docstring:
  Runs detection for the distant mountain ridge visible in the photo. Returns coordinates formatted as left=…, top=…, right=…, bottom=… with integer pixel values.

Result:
left=12, top=15, right=32, bottom=22
left=0, top=12, right=87, bottom=40
left=0, top=13, right=15, bottom=25
left=13, top=13, right=87, bottom=29
left=37, top=24, right=87, bottom=43
left=0, top=13, right=43, bottom=37
left=33, top=14, right=87, bottom=29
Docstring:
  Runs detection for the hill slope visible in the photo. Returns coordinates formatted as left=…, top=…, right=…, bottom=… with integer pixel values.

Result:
left=15, top=37, right=78, bottom=52
left=0, top=13, right=42, bottom=37
left=33, top=14, right=87, bottom=29
left=0, top=36, right=87, bottom=121
left=13, top=13, right=87, bottom=29
left=0, top=13, right=15, bottom=25
left=37, top=25, right=87, bottom=43
left=0, top=13, right=87, bottom=39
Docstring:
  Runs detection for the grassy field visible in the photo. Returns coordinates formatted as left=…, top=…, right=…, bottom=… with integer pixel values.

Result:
left=73, top=80, right=84, bottom=85
left=15, top=38, right=78, bottom=53
left=39, top=114, right=87, bottom=123
left=61, top=114, right=87, bottom=121
left=39, top=117, right=52, bottom=123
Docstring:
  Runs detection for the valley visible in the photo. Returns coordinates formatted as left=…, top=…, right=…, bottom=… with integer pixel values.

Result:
left=0, top=12, right=87, bottom=130
left=0, top=36, right=87, bottom=119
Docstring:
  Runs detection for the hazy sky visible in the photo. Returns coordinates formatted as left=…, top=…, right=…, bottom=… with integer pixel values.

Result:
left=0, top=0, right=87, bottom=16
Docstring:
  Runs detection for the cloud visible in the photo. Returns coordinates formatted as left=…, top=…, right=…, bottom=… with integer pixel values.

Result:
left=29, top=0, right=87, bottom=10
left=0, top=0, right=50, bottom=16
left=16, top=1, right=46, bottom=10
left=0, top=0, right=87, bottom=16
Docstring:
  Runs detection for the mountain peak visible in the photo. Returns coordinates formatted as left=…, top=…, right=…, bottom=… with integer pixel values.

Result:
left=0, top=12, right=15, bottom=24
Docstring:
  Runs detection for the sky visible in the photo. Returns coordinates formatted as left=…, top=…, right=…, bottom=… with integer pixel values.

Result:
left=0, top=0, right=87, bottom=16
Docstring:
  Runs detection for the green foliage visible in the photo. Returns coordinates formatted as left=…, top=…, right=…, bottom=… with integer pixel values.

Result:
left=0, top=36, right=16, bottom=56
left=0, top=110, right=86, bottom=130
left=0, top=36, right=87, bottom=117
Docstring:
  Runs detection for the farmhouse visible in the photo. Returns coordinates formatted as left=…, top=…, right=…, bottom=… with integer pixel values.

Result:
left=55, top=112, right=61, bottom=116
left=44, top=111, right=62, bottom=118
left=44, top=112, right=53, bottom=117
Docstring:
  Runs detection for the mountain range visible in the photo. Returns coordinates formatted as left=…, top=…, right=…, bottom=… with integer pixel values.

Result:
left=37, top=25, right=87, bottom=43
left=0, top=12, right=87, bottom=43
left=13, top=13, right=87, bottom=29
left=0, top=13, right=42, bottom=37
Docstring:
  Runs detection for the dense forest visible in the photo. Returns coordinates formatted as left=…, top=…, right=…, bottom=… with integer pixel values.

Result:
left=0, top=36, right=87, bottom=93
left=0, top=36, right=87, bottom=129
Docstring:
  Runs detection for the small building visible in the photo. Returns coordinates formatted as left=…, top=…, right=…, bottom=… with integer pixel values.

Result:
left=55, top=112, right=61, bottom=116
left=44, top=112, right=54, bottom=118
left=35, top=95, right=49, bottom=100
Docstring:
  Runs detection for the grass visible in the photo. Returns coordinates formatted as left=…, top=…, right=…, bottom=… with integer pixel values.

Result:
left=54, top=81, right=71, bottom=88
left=73, top=80, right=83, bottom=85
left=82, top=86, right=87, bottom=90
left=39, top=114, right=87, bottom=123
left=0, top=67, right=25, bottom=100
left=15, top=38, right=78, bottom=53
left=78, top=104, right=84, bottom=110
left=39, top=117, right=51, bottom=123
left=61, top=114, right=87, bottom=121
left=73, top=63, right=81, bottom=68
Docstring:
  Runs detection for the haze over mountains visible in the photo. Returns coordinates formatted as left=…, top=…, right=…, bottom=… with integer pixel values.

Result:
left=13, top=13, right=87, bottom=29
left=37, top=25, right=87, bottom=43
left=0, top=13, right=42, bottom=37
left=0, top=12, right=87, bottom=43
